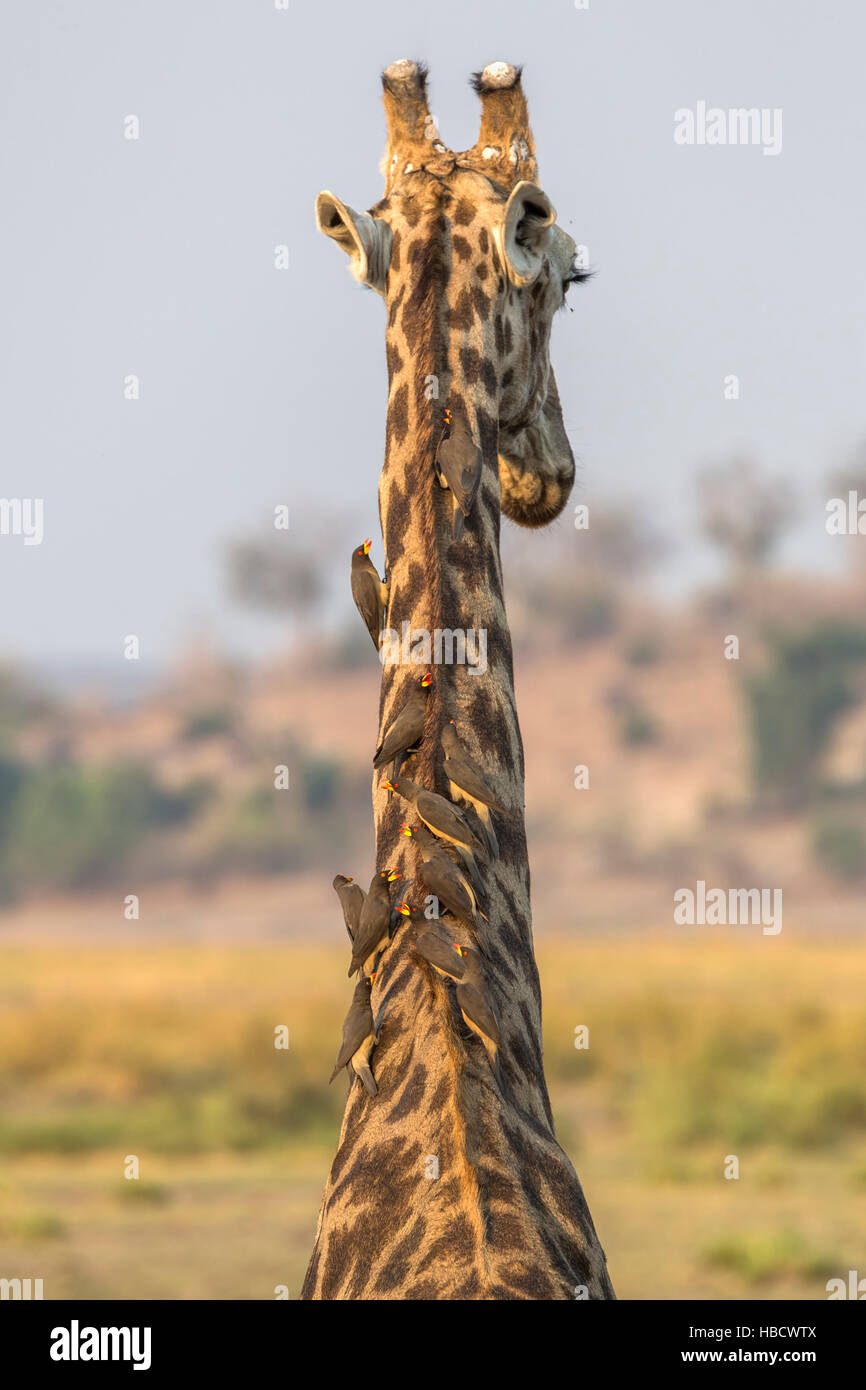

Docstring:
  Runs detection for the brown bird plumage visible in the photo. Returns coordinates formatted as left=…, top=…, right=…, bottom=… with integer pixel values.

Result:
left=401, top=823, right=486, bottom=929
left=441, top=721, right=504, bottom=859
left=348, top=868, right=402, bottom=977
left=415, top=931, right=504, bottom=1088
left=350, top=539, right=387, bottom=649
left=333, top=873, right=365, bottom=943
left=373, top=672, right=433, bottom=776
left=435, top=409, right=483, bottom=540
left=383, top=776, right=486, bottom=894
left=329, top=974, right=378, bottom=1096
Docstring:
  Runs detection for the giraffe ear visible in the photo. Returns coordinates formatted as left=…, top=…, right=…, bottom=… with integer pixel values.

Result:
left=316, top=192, right=392, bottom=294
left=498, top=182, right=556, bottom=287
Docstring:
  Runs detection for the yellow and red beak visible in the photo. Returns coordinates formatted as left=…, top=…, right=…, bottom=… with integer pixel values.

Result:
left=387, top=869, right=403, bottom=882
left=380, top=780, right=396, bottom=793
left=397, top=901, right=413, bottom=916
left=398, top=824, right=414, bottom=837
left=421, top=672, right=433, bottom=688
left=363, top=538, right=372, bottom=554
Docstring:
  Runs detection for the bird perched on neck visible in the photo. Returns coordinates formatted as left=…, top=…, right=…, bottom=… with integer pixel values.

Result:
left=400, top=823, right=486, bottom=929
left=329, top=974, right=379, bottom=1097
left=332, top=873, right=365, bottom=943
left=350, top=539, right=388, bottom=650
left=441, top=720, right=504, bottom=859
left=373, top=671, right=433, bottom=782
left=381, top=775, right=487, bottom=896
left=348, top=868, right=402, bottom=977
left=434, top=407, right=483, bottom=540
left=415, top=930, right=505, bottom=1090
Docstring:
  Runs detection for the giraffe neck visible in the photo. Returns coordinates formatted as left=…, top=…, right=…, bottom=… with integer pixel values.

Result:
left=301, top=197, right=614, bottom=1300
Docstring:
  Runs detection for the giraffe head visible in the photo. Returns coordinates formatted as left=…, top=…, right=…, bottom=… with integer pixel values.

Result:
left=316, top=60, right=585, bottom=528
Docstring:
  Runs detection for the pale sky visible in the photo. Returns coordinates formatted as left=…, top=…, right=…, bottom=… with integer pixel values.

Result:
left=1, top=0, right=864, bottom=689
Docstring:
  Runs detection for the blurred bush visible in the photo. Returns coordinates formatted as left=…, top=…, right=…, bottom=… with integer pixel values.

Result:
left=743, top=621, right=866, bottom=809
left=0, top=763, right=199, bottom=895
left=812, top=814, right=866, bottom=880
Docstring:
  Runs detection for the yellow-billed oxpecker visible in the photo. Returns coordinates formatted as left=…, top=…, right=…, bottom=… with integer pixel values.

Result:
left=332, top=873, right=365, bottom=943
left=382, top=775, right=486, bottom=894
left=348, top=868, right=402, bottom=977
left=441, top=720, right=504, bottom=859
left=400, top=823, right=486, bottom=929
left=329, top=974, right=378, bottom=1097
left=350, top=539, right=388, bottom=650
left=435, top=408, right=483, bottom=541
left=373, top=671, right=433, bottom=780
left=416, top=931, right=504, bottom=1087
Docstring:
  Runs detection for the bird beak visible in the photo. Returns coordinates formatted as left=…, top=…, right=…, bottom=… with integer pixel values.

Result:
left=397, top=901, right=412, bottom=916
left=380, top=780, right=396, bottom=792
left=363, top=538, right=372, bottom=554
left=398, top=825, right=412, bottom=837
left=387, top=870, right=403, bottom=882
left=421, top=673, right=433, bottom=687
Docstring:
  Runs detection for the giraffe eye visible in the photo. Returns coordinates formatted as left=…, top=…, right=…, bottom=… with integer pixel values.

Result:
left=563, top=261, right=591, bottom=293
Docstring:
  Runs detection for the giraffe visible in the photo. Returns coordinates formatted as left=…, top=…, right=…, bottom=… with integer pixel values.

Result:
left=302, top=59, right=615, bottom=1301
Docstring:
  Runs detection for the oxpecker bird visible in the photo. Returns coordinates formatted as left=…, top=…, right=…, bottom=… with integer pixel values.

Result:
left=348, top=868, right=402, bottom=977
left=329, top=975, right=378, bottom=1097
left=382, top=775, right=486, bottom=894
left=333, top=873, right=365, bottom=943
left=350, top=539, right=387, bottom=650
left=400, top=823, right=486, bottom=929
left=373, top=672, right=433, bottom=780
left=435, top=408, right=483, bottom=540
left=415, top=928, right=471, bottom=980
left=441, top=720, right=504, bottom=859
left=416, top=932, right=505, bottom=1087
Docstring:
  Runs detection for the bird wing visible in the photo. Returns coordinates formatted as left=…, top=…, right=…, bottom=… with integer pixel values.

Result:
left=435, top=421, right=482, bottom=516
left=417, top=790, right=482, bottom=850
left=373, top=698, right=424, bottom=768
left=349, top=896, right=390, bottom=972
left=444, top=753, right=505, bottom=813
left=416, top=930, right=466, bottom=980
left=334, top=882, right=365, bottom=941
left=420, top=858, right=477, bottom=924
left=351, top=570, right=383, bottom=647
left=330, top=999, right=374, bottom=1079
left=457, top=981, right=501, bottom=1047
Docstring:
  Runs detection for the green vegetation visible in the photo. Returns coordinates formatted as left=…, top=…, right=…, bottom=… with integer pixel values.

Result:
left=180, top=706, right=236, bottom=742
left=0, top=939, right=861, bottom=1299
left=619, top=706, right=660, bottom=747
left=744, top=621, right=866, bottom=809
left=703, top=1229, right=837, bottom=1284
left=812, top=814, right=866, bottom=880
left=623, top=632, right=663, bottom=666
left=0, top=763, right=199, bottom=895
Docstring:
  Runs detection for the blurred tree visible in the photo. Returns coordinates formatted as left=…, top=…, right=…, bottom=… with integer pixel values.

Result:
left=744, top=621, right=866, bottom=809
left=0, top=763, right=199, bottom=893
left=698, top=457, right=796, bottom=578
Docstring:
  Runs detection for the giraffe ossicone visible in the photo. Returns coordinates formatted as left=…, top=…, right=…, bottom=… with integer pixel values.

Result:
left=303, top=59, right=614, bottom=1302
